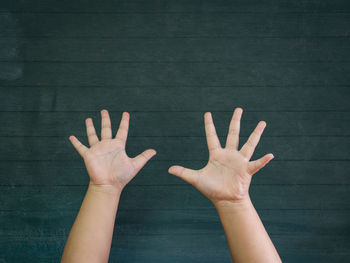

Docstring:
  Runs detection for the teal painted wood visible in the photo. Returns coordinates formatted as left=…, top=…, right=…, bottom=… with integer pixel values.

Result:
left=0, top=111, right=349, bottom=137
left=0, top=185, right=349, bottom=210
left=2, top=13, right=349, bottom=37
left=0, top=235, right=348, bottom=261
left=1, top=62, right=350, bottom=86
left=0, top=0, right=349, bottom=262
left=2, top=38, right=350, bottom=62
left=1, top=209, right=349, bottom=237
left=0, top=136, right=349, bottom=160
left=1, top=160, right=349, bottom=185
left=1, top=86, right=349, bottom=111
left=1, top=0, right=350, bottom=13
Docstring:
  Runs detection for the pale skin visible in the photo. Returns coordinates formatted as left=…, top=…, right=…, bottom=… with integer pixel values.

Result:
left=60, top=109, right=156, bottom=263
left=61, top=108, right=281, bottom=263
left=168, top=108, right=282, bottom=263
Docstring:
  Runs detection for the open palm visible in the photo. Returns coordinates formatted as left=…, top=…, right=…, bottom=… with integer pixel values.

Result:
left=69, top=110, right=156, bottom=192
left=168, top=108, right=274, bottom=204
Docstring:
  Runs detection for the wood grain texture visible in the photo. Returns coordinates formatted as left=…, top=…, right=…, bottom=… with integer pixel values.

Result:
left=3, top=38, right=349, bottom=62
left=1, top=86, right=349, bottom=111
left=1, top=13, right=349, bottom=37
left=0, top=0, right=349, bottom=262
left=0, top=111, right=349, bottom=136
left=1, top=0, right=350, bottom=13
left=0, top=209, right=349, bottom=260
left=1, top=209, right=349, bottom=237
left=0, top=185, right=349, bottom=211
left=0, top=136, right=349, bottom=161
left=1, top=160, right=349, bottom=186
left=1, top=63, right=350, bottom=86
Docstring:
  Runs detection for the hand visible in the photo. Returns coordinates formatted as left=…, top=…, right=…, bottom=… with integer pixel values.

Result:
left=69, top=109, right=157, bottom=192
left=168, top=108, right=274, bottom=205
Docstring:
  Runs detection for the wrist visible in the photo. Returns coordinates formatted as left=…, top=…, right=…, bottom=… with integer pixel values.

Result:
left=88, top=181, right=123, bottom=197
left=213, top=195, right=253, bottom=212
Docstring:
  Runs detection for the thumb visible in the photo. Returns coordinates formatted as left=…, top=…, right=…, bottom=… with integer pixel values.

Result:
left=168, top=165, right=198, bottom=186
left=132, top=149, right=157, bottom=174
left=248, top=153, right=274, bottom=175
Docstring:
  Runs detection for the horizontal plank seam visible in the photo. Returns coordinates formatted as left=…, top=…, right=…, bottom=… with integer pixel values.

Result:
left=1, top=36, right=350, bottom=39
left=2, top=11, right=350, bottom=14
left=0, top=110, right=349, bottom=113
left=1, top=60, right=350, bottom=63
left=0, top=184, right=348, bottom=187
left=0, top=159, right=349, bottom=162
left=1, top=135, right=349, bottom=138
left=1, top=84, right=349, bottom=87
left=0, top=208, right=347, bottom=211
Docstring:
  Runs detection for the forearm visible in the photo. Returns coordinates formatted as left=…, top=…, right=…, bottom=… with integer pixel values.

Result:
left=214, top=197, right=281, bottom=263
left=61, top=182, right=121, bottom=263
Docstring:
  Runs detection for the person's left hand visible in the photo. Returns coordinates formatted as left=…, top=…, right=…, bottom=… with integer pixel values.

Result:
left=69, top=109, right=156, bottom=192
left=168, top=108, right=273, bottom=206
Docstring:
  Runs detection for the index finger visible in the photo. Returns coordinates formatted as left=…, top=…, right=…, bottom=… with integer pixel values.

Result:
left=240, top=121, right=266, bottom=160
left=115, top=112, right=130, bottom=148
left=69, top=135, right=88, bottom=158
left=204, top=112, right=221, bottom=152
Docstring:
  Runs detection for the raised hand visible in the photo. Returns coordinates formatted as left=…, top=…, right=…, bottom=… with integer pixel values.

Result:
left=69, top=109, right=157, bottom=192
left=168, top=108, right=273, bottom=205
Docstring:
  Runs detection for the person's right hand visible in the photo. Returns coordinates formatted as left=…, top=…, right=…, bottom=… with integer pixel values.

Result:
left=69, top=110, right=156, bottom=193
left=168, top=108, right=274, bottom=206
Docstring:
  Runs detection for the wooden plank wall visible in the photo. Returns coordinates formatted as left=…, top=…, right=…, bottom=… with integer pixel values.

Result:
left=0, top=0, right=349, bottom=262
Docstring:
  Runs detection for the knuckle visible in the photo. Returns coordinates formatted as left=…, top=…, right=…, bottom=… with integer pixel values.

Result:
left=87, top=131, right=96, bottom=136
left=119, top=127, right=128, bottom=133
left=206, top=130, right=217, bottom=137
left=229, top=128, right=238, bottom=135
left=252, top=130, right=262, bottom=139
left=140, top=151, right=148, bottom=160
left=246, top=139, right=254, bottom=148
left=180, top=166, right=186, bottom=176
left=115, top=137, right=125, bottom=144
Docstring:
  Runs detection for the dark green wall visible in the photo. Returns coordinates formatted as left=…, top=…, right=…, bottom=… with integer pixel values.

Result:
left=0, top=0, right=349, bottom=262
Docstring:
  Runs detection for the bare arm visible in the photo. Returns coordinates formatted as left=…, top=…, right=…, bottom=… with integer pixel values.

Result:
left=60, top=183, right=121, bottom=263
left=168, top=108, right=281, bottom=263
left=61, top=110, right=156, bottom=263
left=215, top=197, right=281, bottom=262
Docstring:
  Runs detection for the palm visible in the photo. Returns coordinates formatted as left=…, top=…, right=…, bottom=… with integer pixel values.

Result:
left=83, top=140, right=134, bottom=188
left=196, top=149, right=251, bottom=202
left=169, top=108, right=274, bottom=204
left=69, top=110, right=156, bottom=191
